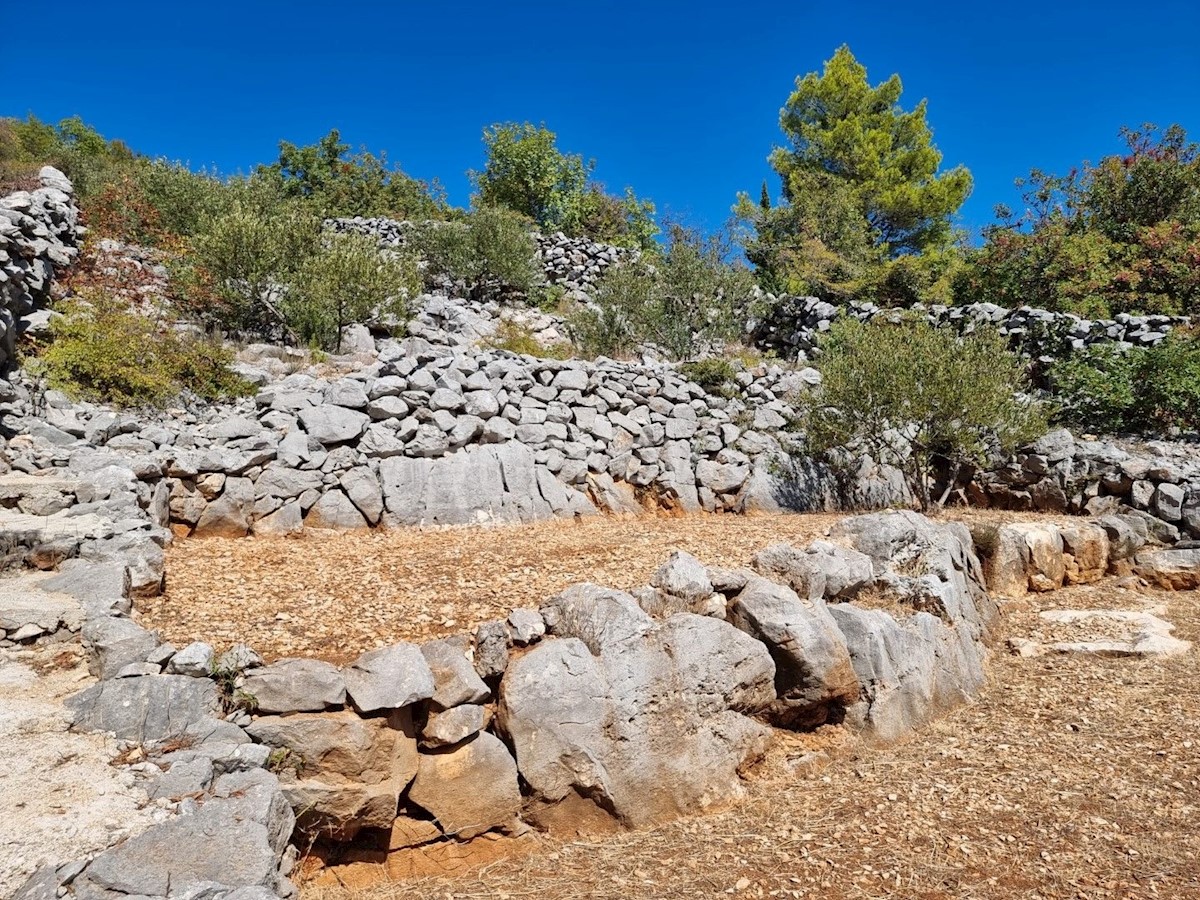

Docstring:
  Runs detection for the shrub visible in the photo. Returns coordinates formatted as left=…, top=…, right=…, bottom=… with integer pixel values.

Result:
left=678, top=358, right=739, bottom=396
left=569, top=225, right=756, bottom=360
left=412, top=206, right=541, bottom=300
left=41, top=293, right=253, bottom=407
left=283, top=232, right=420, bottom=351
left=483, top=321, right=572, bottom=359
left=180, top=201, right=321, bottom=335
left=1049, top=335, right=1200, bottom=434
left=804, top=317, right=1048, bottom=509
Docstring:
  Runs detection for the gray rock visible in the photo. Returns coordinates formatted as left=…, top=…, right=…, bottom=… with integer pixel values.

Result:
left=407, top=731, right=521, bottom=839
left=343, top=642, right=434, bottom=712
left=474, top=619, right=510, bottom=680
left=421, top=637, right=490, bottom=709
left=193, top=476, right=255, bottom=537
left=243, top=658, right=346, bottom=713
left=247, top=708, right=417, bottom=840
left=298, top=405, right=369, bottom=444
left=506, top=607, right=546, bottom=645
left=650, top=550, right=713, bottom=604
left=420, top=702, right=488, bottom=748
left=167, top=641, right=214, bottom=677
left=304, top=489, right=369, bottom=530
left=728, top=574, right=859, bottom=727
left=498, top=609, right=774, bottom=830
left=66, top=675, right=222, bottom=743
left=81, top=616, right=160, bottom=680
left=1153, top=482, right=1186, bottom=522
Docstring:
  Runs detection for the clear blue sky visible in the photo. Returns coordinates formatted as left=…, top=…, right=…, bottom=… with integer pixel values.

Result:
left=5, top=0, right=1199, bottom=242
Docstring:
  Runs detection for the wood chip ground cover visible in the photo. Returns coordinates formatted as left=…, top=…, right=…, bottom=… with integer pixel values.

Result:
left=145, top=512, right=1199, bottom=897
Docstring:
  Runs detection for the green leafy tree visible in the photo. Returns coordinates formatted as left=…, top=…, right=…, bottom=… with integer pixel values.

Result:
left=259, top=128, right=445, bottom=220
left=180, top=201, right=321, bottom=335
left=957, top=124, right=1200, bottom=316
left=804, top=317, right=1047, bottom=509
left=413, top=205, right=542, bottom=301
left=739, top=46, right=972, bottom=302
left=473, top=122, right=658, bottom=249
left=1049, top=334, right=1200, bottom=434
left=284, top=233, right=420, bottom=351
left=569, top=224, right=756, bottom=360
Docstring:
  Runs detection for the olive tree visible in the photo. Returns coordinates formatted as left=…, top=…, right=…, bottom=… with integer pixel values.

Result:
left=803, top=317, right=1047, bottom=509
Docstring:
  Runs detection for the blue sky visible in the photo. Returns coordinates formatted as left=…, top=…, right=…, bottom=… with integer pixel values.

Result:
left=4, top=1, right=1199, bottom=243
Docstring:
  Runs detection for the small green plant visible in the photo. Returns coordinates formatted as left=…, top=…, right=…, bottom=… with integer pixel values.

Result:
left=266, top=747, right=302, bottom=775
left=679, top=358, right=739, bottom=397
left=41, top=293, right=254, bottom=407
left=484, top=321, right=573, bottom=360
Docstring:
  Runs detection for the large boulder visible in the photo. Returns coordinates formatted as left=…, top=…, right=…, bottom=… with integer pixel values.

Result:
left=66, top=675, right=222, bottom=743
left=71, top=769, right=293, bottom=897
left=828, top=511, right=996, bottom=741
left=498, top=585, right=774, bottom=831
left=343, top=642, right=434, bottom=713
left=407, top=732, right=522, bottom=839
left=727, top=574, right=859, bottom=727
left=80, top=616, right=160, bottom=680
left=247, top=709, right=417, bottom=840
left=1134, top=548, right=1200, bottom=590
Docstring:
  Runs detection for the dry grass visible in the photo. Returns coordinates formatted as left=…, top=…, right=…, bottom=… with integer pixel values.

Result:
left=302, top=579, right=1200, bottom=900
left=146, top=513, right=845, bottom=663
left=145, top=510, right=1200, bottom=898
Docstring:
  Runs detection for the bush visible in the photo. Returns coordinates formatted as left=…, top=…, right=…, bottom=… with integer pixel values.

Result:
left=569, top=225, right=756, bottom=360
left=40, top=293, right=252, bottom=407
left=483, top=321, right=572, bottom=359
left=179, top=201, right=321, bottom=334
left=283, top=233, right=420, bottom=351
left=678, top=358, right=739, bottom=396
left=412, top=206, right=541, bottom=300
left=1049, top=335, right=1200, bottom=434
left=804, top=317, right=1048, bottom=509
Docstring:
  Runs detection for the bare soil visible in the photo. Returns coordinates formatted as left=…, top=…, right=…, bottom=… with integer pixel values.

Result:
left=147, top=513, right=850, bottom=663
left=302, top=578, right=1200, bottom=900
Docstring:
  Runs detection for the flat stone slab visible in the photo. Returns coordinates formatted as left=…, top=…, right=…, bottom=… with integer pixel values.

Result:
left=0, top=577, right=82, bottom=637
left=1026, top=609, right=1191, bottom=658
left=0, top=509, right=112, bottom=544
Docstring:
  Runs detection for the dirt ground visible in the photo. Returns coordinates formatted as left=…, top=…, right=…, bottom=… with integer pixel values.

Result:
left=299, top=578, right=1200, bottom=900
left=145, top=510, right=1076, bottom=664
left=143, top=509, right=1200, bottom=898
left=0, top=644, right=162, bottom=896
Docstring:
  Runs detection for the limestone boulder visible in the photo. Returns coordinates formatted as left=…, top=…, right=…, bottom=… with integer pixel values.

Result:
left=243, top=658, right=346, bottom=713
left=343, top=642, right=434, bottom=712
left=1134, top=548, right=1200, bottom=590
left=66, top=675, right=222, bottom=743
left=247, top=709, right=418, bottom=839
left=1060, top=523, right=1110, bottom=584
left=498, top=588, right=774, bottom=831
left=407, top=731, right=521, bottom=839
left=727, top=574, right=859, bottom=727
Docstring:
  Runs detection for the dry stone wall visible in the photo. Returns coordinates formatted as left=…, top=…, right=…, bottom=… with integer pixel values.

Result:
left=0, top=167, right=80, bottom=376
left=753, top=295, right=1190, bottom=361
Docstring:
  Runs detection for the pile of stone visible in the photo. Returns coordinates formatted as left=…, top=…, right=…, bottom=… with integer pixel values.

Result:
left=532, top=230, right=635, bottom=300
left=404, top=293, right=569, bottom=352
left=753, top=295, right=1190, bottom=361
left=12, top=498, right=1000, bottom=897
left=0, top=331, right=909, bottom=539
left=323, top=216, right=413, bottom=249
left=0, top=167, right=81, bottom=373
left=970, top=428, right=1200, bottom=543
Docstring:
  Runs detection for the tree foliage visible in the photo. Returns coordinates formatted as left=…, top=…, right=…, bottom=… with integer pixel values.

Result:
left=569, top=225, right=756, bottom=360
left=412, top=206, right=543, bottom=301
left=284, top=233, right=420, bottom=351
left=957, top=124, right=1200, bottom=317
left=738, top=46, right=971, bottom=303
left=473, top=122, right=657, bottom=249
left=258, top=128, right=446, bottom=220
left=804, top=317, right=1047, bottom=509
left=1048, top=334, right=1200, bottom=434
